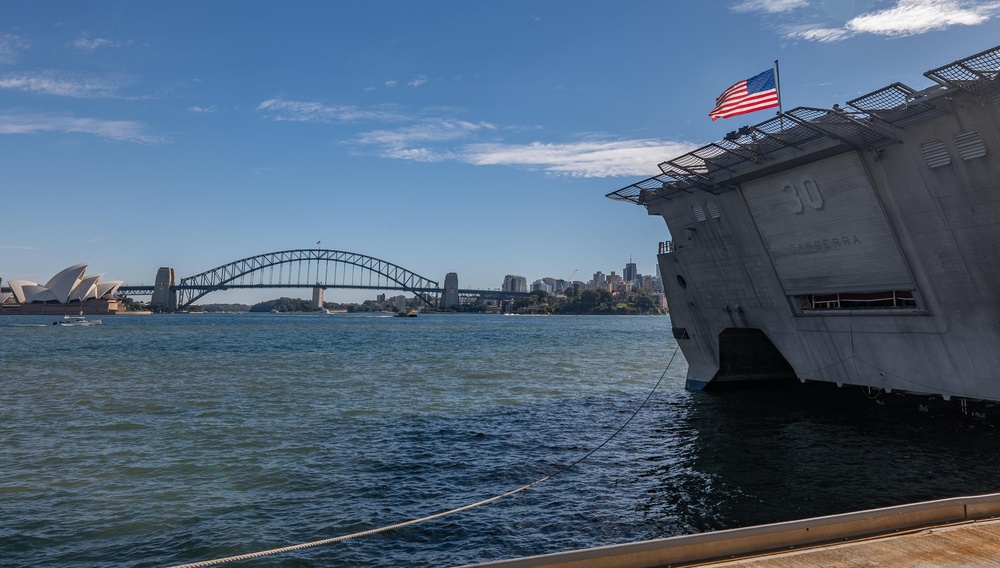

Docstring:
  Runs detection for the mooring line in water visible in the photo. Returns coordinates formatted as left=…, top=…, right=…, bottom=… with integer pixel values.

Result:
left=166, top=346, right=681, bottom=568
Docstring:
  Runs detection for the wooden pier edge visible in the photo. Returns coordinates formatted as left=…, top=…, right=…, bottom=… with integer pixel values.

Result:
left=461, top=492, right=1000, bottom=568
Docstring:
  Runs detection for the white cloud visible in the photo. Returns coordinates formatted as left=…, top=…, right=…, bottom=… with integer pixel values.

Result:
left=408, top=75, right=428, bottom=87
left=785, top=25, right=854, bottom=42
left=732, top=0, right=808, bottom=13
left=783, top=0, right=998, bottom=42
left=256, top=97, right=402, bottom=122
left=0, top=71, right=131, bottom=98
left=0, top=33, right=29, bottom=64
left=0, top=113, right=164, bottom=144
left=188, top=105, right=217, bottom=113
left=356, top=119, right=494, bottom=147
left=459, top=139, right=696, bottom=178
left=262, top=97, right=690, bottom=178
left=381, top=147, right=454, bottom=162
left=74, top=35, right=124, bottom=50
left=846, top=0, right=993, bottom=36
left=353, top=117, right=690, bottom=177
left=385, top=80, right=399, bottom=88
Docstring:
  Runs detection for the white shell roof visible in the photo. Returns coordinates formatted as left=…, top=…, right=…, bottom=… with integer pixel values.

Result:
left=7, top=280, right=38, bottom=304
left=6, top=263, right=122, bottom=304
left=22, top=285, right=58, bottom=303
left=70, top=274, right=103, bottom=302
left=44, top=263, right=89, bottom=304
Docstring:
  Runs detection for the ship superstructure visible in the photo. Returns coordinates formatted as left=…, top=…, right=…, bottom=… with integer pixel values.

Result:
left=608, top=45, right=1000, bottom=402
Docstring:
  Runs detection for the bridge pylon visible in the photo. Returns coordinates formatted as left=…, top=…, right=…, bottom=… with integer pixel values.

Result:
left=151, top=267, right=177, bottom=311
left=312, top=286, right=325, bottom=310
left=442, top=273, right=459, bottom=308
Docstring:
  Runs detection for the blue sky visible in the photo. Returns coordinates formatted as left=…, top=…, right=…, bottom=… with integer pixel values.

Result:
left=2, top=1, right=998, bottom=304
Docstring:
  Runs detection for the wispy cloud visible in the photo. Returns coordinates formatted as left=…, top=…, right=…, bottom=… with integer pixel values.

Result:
left=355, top=116, right=692, bottom=177
left=256, top=97, right=403, bottom=122
left=783, top=25, right=852, bottom=42
left=739, top=0, right=999, bottom=42
left=460, top=140, right=695, bottom=177
left=0, top=113, right=165, bottom=144
left=0, top=71, right=133, bottom=98
left=845, top=0, right=994, bottom=36
left=356, top=119, right=495, bottom=147
left=73, top=34, right=124, bottom=51
left=265, top=99, right=690, bottom=177
left=0, top=33, right=29, bottom=65
left=187, top=105, right=217, bottom=113
left=732, top=0, right=808, bottom=13
left=408, top=75, right=428, bottom=87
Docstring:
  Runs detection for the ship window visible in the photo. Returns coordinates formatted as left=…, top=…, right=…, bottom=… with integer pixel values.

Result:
left=921, top=138, right=951, bottom=168
left=705, top=200, right=721, bottom=219
left=796, top=291, right=916, bottom=310
left=692, top=204, right=707, bottom=222
left=954, top=130, right=987, bottom=161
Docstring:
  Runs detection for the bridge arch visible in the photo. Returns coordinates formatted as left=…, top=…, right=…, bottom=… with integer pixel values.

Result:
left=176, top=249, right=439, bottom=308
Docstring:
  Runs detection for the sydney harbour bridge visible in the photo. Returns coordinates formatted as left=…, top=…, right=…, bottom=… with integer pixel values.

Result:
left=115, top=248, right=528, bottom=311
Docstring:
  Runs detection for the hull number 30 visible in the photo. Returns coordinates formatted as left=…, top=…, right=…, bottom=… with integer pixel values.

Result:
left=782, top=176, right=825, bottom=214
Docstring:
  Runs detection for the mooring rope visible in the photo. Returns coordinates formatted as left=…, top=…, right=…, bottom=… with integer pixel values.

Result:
left=167, top=346, right=681, bottom=568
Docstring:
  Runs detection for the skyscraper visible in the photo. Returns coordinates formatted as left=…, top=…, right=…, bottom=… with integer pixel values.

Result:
left=502, top=274, right=527, bottom=293
left=623, top=260, right=637, bottom=283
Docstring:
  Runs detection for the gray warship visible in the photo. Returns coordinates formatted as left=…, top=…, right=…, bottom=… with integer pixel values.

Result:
left=608, top=45, right=1000, bottom=404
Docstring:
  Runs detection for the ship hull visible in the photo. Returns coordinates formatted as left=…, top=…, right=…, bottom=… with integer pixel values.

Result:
left=615, top=47, right=1000, bottom=403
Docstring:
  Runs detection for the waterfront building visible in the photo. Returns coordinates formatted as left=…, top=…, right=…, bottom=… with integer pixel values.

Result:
left=502, top=274, right=527, bottom=293
left=1, top=262, right=124, bottom=315
left=531, top=279, right=553, bottom=294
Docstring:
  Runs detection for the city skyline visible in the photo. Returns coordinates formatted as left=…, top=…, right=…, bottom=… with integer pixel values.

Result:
left=0, top=254, right=659, bottom=306
left=2, top=2, right=998, bottom=305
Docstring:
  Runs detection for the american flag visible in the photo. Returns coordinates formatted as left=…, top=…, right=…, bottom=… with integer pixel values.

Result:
left=709, top=69, right=779, bottom=121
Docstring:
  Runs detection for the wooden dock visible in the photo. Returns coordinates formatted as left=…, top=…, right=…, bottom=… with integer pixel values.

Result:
left=463, top=493, right=1000, bottom=568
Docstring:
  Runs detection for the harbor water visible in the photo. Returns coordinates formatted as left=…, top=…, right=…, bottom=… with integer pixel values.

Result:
left=3, top=313, right=1000, bottom=567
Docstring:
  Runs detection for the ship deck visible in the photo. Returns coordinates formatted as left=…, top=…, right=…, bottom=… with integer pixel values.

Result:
left=462, top=493, right=1000, bottom=568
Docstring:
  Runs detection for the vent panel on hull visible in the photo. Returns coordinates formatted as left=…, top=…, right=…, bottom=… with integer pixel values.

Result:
left=955, top=130, right=987, bottom=161
left=921, top=139, right=952, bottom=168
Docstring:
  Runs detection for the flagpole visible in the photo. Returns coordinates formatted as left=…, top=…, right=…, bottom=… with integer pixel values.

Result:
left=773, top=59, right=785, bottom=129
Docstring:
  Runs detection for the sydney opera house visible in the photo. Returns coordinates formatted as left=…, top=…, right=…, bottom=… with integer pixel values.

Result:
left=0, top=263, right=125, bottom=315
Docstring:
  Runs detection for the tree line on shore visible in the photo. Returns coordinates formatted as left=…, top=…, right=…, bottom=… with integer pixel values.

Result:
left=508, top=288, right=664, bottom=315
left=184, top=288, right=665, bottom=315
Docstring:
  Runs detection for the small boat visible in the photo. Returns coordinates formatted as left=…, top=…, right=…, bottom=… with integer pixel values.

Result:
left=54, top=314, right=102, bottom=326
left=394, top=309, right=418, bottom=317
